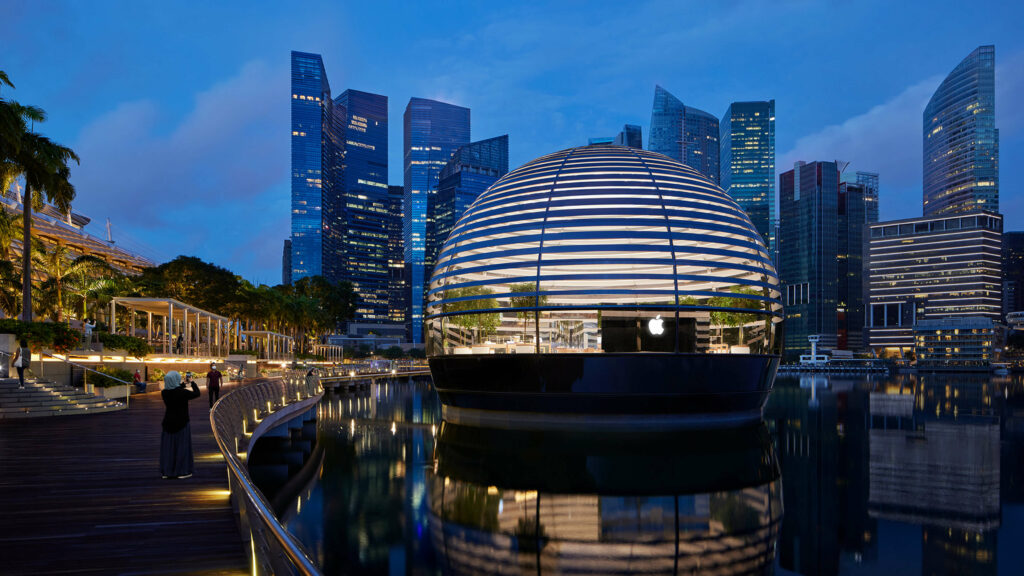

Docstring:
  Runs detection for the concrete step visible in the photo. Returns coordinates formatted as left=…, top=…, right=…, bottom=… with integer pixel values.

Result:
left=0, top=378, right=126, bottom=418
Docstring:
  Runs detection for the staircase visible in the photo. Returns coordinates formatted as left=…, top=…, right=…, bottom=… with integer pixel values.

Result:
left=0, top=378, right=125, bottom=419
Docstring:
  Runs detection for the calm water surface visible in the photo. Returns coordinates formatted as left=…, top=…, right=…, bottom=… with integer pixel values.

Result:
left=250, top=373, right=1024, bottom=575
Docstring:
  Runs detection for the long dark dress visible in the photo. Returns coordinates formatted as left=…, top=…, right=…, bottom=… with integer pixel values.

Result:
left=160, top=383, right=201, bottom=477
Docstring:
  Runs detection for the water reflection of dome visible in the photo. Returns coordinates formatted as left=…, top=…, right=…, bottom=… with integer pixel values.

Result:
left=428, top=422, right=782, bottom=575
left=425, top=144, right=783, bottom=426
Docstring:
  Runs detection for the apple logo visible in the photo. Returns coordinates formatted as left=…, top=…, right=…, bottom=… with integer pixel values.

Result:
left=648, top=315, right=665, bottom=336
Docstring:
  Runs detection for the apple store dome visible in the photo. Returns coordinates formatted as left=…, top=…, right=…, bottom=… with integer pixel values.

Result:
left=425, top=144, right=784, bottom=424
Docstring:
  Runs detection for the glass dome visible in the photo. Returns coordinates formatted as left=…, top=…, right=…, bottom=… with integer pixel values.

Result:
left=426, top=144, right=783, bottom=357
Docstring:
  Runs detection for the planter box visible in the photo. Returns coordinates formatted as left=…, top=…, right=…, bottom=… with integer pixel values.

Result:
left=96, top=384, right=129, bottom=399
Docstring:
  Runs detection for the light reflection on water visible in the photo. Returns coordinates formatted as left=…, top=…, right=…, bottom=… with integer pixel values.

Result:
left=250, top=374, right=1024, bottom=575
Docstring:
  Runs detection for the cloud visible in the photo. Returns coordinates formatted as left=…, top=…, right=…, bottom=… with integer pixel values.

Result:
left=778, top=76, right=939, bottom=220
left=779, top=48, right=1024, bottom=224
left=70, top=60, right=289, bottom=280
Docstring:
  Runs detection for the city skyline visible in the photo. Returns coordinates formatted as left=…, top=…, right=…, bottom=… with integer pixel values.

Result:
left=3, top=1, right=1023, bottom=282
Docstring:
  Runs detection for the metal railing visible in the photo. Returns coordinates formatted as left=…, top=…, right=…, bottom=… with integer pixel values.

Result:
left=210, top=372, right=325, bottom=576
left=39, top=351, right=134, bottom=407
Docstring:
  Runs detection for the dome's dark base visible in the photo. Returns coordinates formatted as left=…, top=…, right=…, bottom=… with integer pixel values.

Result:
left=429, top=352, right=779, bottom=430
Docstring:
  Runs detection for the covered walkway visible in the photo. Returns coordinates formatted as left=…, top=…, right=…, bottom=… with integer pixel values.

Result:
left=240, top=330, right=295, bottom=361
left=111, top=297, right=233, bottom=357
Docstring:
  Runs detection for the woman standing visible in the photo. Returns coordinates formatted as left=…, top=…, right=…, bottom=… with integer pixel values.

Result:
left=160, top=370, right=200, bottom=479
left=11, top=339, right=30, bottom=389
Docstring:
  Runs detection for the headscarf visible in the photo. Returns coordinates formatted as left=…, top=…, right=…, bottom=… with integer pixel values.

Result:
left=164, top=370, right=182, bottom=389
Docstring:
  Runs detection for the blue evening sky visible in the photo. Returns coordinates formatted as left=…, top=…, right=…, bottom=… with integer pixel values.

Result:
left=2, top=0, right=1022, bottom=283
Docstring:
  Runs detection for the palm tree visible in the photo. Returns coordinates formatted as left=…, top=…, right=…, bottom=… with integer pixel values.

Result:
left=0, top=208, right=21, bottom=261
left=67, top=273, right=122, bottom=323
left=31, top=243, right=107, bottom=322
left=0, top=72, right=79, bottom=321
left=0, top=260, right=21, bottom=319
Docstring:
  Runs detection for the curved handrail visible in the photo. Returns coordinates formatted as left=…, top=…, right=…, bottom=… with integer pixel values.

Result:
left=210, top=373, right=325, bottom=576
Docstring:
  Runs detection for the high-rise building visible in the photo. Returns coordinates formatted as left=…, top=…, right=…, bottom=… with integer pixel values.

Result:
left=387, top=185, right=408, bottom=331
left=290, top=52, right=398, bottom=327
left=334, top=89, right=391, bottom=323
left=838, top=181, right=871, bottom=350
left=864, top=212, right=1003, bottom=353
left=856, top=171, right=879, bottom=224
left=720, top=100, right=775, bottom=248
left=282, top=239, right=292, bottom=286
left=433, top=135, right=509, bottom=255
left=779, top=161, right=840, bottom=358
left=1002, top=231, right=1024, bottom=318
left=614, top=124, right=643, bottom=149
left=648, top=85, right=719, bottom=183
left=290, top=51, right=339, bottom=282
left=404, top=98, right=470, bottom=343
left=923, top=45, right=998, bottom=216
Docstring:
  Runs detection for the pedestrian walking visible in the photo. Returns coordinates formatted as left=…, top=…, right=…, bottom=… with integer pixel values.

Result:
left=175, top=333, right=184, bottom=355
left=11, top=339, right=30, bottom=389
left=206, top=363, right=223, bottom=408
left=159, top=371, right=200, bottom=479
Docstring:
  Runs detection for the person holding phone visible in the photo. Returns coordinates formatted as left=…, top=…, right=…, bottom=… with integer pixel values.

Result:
left=159, top=371, right=200, bottom=479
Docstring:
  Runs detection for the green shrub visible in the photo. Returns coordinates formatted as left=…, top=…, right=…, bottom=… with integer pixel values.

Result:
left=89, top=366, right=134, bottom=388
left=0, top=319, right=81, bottom=353
left=94, top=332, right=152, bottom=358
left=148, top=367, right=165, bottom=383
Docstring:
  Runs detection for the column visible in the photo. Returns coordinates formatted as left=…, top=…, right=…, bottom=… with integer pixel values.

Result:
left=165, top=303, right=172, bottom=354
left=110, top=300, right=117, bottom=335
left=207, top=316, right=212, bottom=357
left=147, top=311, right=153, bottom=345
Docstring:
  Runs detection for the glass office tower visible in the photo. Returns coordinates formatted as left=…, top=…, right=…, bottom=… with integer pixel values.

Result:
left=856, top=171, right=879, bottom=224
left=614, top=124, right=643, bottom=149
left=404, top=98, right=471, bottom=343
left=387, top=185, right=408, bottom=331
left=779, top=161, right=840, bottom=358
left=290, top=51, right=334, bottom=281
left=335, top=89, right=390, bottom=322
left=433, top=135, right=509, bottom=255
left=649, top=85, right=719, bottom=183
left=720, top=100, right=775, bottom=248
left=923, top=45, right=998, bottom=216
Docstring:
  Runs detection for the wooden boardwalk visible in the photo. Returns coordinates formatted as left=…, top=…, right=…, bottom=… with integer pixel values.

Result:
left=0, top=381, right=248, bottom=575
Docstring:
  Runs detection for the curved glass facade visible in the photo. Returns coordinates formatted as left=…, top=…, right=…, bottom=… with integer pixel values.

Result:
left=426, top=144, right=782, bottom=357
left=923, top=45, right=998, bottom=216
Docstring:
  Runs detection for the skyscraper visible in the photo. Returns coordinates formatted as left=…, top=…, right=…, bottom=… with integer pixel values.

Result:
left=290, top=51, right=337, bottom=282
left=838, top=181, right=870, bottom=350
left=856, top=171, right=880, bottom=224
left=404, top=98, right=470, bottom=343
left=649, top=86, right=719, bottom=183
left=614, top=124, right=643, bottom=149
left=779, top=161, right=840, bottom=358
left=334, top=89, right=390, bottom=323
left=433, top=135, right=509, bottom=256
left=1003, top=231, right=1024, bottom=318
left=720, top=100, right=775, bottom=247
left=387, top=185, right=408, bottom=331
left=282, top=239, right=292, bottom=286
left=923, top=45, right=998, bottom=216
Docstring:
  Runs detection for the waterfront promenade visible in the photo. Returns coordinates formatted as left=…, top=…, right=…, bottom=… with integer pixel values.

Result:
left=0, top=380, right=247, bottom=575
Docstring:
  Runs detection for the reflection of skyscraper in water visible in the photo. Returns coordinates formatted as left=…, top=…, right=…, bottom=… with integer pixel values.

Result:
left=868, top=376, right=1000, bottom=574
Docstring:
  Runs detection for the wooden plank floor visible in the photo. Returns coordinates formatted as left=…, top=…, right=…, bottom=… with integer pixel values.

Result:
left=0, top=381, right=248, bottom=575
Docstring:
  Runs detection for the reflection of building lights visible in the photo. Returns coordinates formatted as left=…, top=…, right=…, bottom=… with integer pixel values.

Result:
left=391, top=421, right=397, bottom=435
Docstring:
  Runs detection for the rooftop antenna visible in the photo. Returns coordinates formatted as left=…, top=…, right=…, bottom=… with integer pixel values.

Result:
left=106, top=218, right=115, bottom=245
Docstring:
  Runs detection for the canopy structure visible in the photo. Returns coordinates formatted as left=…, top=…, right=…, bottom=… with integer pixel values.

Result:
left=241, top=330, right=295, bottom=361
left=311, top=344, right=344, bottom=362
left=110, top=297, right=233, bottom=357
